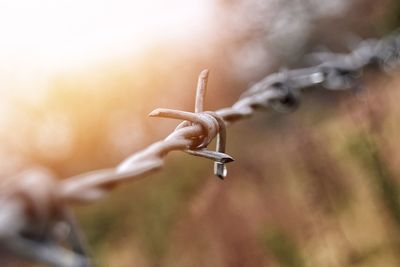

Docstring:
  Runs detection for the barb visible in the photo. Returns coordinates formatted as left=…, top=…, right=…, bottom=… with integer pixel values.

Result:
left=1, top=31, right=400, bottom=266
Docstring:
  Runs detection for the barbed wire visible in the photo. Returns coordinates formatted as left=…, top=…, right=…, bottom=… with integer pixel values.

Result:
left=1, top=31, right=400, bottom=267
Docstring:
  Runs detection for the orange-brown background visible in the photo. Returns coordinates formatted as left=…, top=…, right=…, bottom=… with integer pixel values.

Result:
left=3, top=1, right=400, bottom=266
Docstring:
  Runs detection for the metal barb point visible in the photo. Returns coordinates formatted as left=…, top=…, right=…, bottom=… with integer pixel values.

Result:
left=193, top=70, right=231, bottom=179
left=195, top=69, right=209, bottom=113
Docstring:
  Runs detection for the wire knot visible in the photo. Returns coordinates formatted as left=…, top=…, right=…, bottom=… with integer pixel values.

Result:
left=149, top=70, right=234, bottom=179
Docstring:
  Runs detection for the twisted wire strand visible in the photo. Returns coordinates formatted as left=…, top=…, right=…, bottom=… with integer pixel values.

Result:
left=57, top=32, right=400, bottom=204
left=1, top=31, right=400, bottom=267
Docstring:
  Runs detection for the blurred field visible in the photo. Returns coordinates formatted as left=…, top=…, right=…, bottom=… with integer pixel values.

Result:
left=66, top=71, right=400, bottom=267
left=3, top=1, right=400, bottom=267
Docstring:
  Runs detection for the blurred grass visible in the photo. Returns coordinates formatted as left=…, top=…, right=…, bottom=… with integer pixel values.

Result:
left=385, top=0, right=400, bottom=31
left=15, top=67, right=400, bottom=267
left=261, top=227, right=308, bottom=267
left=348, top=132, right=400, bottom=229
left=76, top=156, right=209, bottom=267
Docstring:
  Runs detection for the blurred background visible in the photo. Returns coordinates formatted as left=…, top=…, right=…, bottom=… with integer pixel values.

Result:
left=2, top=0, right=400, bottom=266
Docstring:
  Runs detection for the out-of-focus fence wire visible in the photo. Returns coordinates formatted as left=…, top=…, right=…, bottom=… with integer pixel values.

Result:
left=1, top=31, right=400, bottom=267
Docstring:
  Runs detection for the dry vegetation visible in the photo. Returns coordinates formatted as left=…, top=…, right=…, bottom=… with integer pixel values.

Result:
left=4, top=1, right=400, bottom=266
left=67, top=71, right=400, bottom=267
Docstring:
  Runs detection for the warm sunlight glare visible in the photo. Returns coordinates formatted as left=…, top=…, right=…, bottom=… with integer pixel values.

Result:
left=0, top=0, right=211, bottom=90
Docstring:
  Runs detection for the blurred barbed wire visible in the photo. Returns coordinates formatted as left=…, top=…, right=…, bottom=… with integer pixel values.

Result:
left=214, top=0, right=391, bottom=81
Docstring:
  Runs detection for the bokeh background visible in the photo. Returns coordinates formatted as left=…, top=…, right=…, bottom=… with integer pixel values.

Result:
left=2, top=0, right=400, bottom=266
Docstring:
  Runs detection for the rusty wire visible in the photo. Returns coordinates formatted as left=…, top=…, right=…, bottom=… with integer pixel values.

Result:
left=1, top=32, right=400, bottom=267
